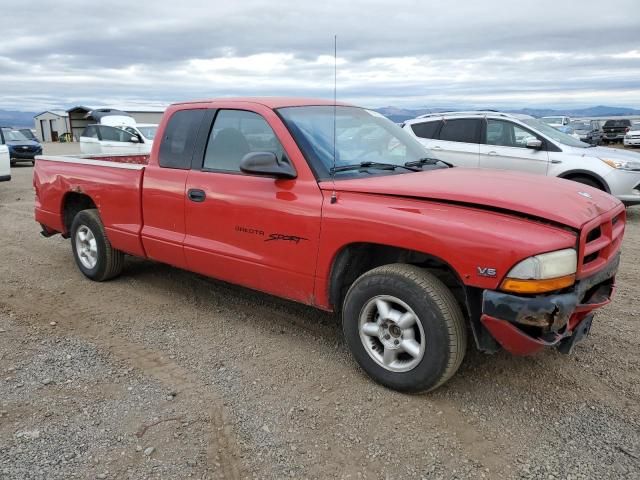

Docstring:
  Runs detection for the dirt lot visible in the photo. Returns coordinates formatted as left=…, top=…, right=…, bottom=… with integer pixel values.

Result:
left=1, top=144, right=639, bottom=479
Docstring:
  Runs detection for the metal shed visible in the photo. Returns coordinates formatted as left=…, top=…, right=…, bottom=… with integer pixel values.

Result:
left=33, top=110, right=71, bottom=142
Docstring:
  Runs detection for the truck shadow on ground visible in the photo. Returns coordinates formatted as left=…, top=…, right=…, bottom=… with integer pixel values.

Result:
left=119, top=255, right=566, bottom=396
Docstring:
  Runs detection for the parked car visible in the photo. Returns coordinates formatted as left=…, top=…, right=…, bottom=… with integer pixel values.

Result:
left=403, top=111, right=640, bottom=205
left=0, top=127, right=42, bottom=165
left=541, top=116, right=570, bottom=126
left=569, top=120, right=603, bottom=145
left=80, top=124, right=154, bottom=154
left=602, top=119, right=632, bottom=144
left=0, top=144, right=10, bottom=181
left=623, top=122, right=640, bottom=148
left=34, top=97, right=626, bottom=392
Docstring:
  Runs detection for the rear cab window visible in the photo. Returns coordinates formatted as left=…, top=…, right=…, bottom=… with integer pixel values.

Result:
left=158, top=109, right=205, bottom=169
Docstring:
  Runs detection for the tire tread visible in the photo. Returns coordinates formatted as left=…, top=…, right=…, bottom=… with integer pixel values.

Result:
left=346, top=263, right=467, bottom=392
left=72, top=209, right=124, bottom=281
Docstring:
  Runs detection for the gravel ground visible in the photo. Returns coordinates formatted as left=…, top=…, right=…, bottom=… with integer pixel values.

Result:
left=0, top=144, right=639, bottom=479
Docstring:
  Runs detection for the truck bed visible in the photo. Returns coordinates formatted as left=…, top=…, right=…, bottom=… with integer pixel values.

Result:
left=34, top=153, right=147, bottom=257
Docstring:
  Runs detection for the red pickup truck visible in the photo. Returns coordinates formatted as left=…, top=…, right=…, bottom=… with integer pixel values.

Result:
left=34, top=98, right=625, bottom=392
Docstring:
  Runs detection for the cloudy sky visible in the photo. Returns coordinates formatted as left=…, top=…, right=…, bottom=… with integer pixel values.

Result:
left=1, top=0, right=639, bottom=112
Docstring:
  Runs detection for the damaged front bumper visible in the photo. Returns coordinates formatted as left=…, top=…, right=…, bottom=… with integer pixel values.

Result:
left=480, top=253, right=620, bottom=355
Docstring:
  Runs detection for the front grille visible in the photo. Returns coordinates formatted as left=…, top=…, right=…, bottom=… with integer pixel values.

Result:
left=578, top=206, right=625, bottom=278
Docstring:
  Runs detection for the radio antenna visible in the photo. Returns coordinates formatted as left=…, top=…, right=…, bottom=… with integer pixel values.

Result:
left=330, top=34, right=338, bottom=204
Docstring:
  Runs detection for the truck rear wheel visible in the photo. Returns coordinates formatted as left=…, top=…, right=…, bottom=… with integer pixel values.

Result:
left=342, top=264, right=467, bottom=392
left=70, top=209, right=124, bottom=281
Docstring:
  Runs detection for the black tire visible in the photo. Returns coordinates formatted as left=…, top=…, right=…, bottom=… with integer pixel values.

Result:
left=342, top=264, right=467, bottom=393
left=569, top=175, right=602, bottom=190
left=70, top=209, right=124, bottom=281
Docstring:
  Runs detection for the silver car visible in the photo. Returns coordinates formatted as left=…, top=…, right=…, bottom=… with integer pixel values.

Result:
left=403, top=111, right=640, bottom=206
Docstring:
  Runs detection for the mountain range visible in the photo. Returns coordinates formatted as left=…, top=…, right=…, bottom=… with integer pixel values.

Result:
left=0, top=110, right=41, bottom=128
left=1, top=105, right=640, bottom=127
left=373, top=105, right=640, bottom=123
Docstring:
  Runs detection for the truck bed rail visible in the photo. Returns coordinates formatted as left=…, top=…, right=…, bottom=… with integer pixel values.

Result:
left=36, top=153, right=148, bottom=168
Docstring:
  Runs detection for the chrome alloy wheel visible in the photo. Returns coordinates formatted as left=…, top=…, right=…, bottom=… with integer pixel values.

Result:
left=75, top=225, right=98, bottom=269
left=358, top=295, right=426, bottom=372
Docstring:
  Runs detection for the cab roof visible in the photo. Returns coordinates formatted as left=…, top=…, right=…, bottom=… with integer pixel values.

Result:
left=172, top=97, right=354, bottom=109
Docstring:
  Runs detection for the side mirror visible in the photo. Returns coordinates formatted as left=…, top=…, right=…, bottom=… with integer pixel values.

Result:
left=239, top=151, right=297, bottom=178
left=526, top=138, right=543, bottom=149
left=130, top=136, right=140, bottom=143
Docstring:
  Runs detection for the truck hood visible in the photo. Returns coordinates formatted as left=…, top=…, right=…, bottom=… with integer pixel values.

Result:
left=319, top=168, right=620, bottom=229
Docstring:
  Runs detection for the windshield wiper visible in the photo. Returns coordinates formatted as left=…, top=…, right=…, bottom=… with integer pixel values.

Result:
left=404, top=157, right=453, bottom=168
left=330, top=161, right=420, bottom=173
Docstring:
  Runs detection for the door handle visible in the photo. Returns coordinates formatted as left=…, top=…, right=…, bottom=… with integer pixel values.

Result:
left=551, top=159, right=562, bottom=164
left=187, top=189, right=206, bottom=202
left=487, top=151, right=498, bottom=156
left=432, top=146, right=442, bottom=149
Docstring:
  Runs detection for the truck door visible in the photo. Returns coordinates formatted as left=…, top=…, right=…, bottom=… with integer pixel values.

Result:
left=141, top=109, right=206, bottom=269
left=183, top=108, right=323, bottom=304
left=479, top=119, right=549, bottom=175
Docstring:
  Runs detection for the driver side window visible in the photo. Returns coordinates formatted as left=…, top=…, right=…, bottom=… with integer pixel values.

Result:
left=203, top=110, right=284, bottom=172
left=486, top=120, right=539, bottom=148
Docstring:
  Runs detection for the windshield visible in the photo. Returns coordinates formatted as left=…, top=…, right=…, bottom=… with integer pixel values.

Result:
left=136, top=126, right=157, bottom=140
left=521, top=118, right=590, bottom=148
left=19, top=129, right=36, bottom=139
left=278, top=106, right=436, bottom=178
left=1, top=128, right=29, bottom=141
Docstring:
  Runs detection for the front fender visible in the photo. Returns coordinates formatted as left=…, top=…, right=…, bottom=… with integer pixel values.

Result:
left=314, top=192, right=577, bottom=309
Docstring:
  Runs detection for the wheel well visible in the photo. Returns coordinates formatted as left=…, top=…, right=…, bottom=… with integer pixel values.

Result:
left=62, top=192, right=97, bottom=236
left=559, top=172, right=608, bottom=192
left=328, top=243, right=468, bottom=315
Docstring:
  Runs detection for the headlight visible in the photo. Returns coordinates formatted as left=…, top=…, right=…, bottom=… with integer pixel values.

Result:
left=600, top=157, right=640, bottom=171
left=500, top=248, right=577, bottom=294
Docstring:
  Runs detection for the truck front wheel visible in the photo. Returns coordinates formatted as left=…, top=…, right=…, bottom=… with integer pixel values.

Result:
left=70, top=209, right=124, bottom=281
left=342, top=264, right=467, bottom=392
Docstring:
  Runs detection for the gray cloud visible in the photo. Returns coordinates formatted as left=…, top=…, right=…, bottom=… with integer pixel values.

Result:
left=1, top=0, right=639, bottom=111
